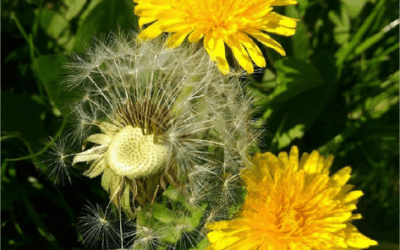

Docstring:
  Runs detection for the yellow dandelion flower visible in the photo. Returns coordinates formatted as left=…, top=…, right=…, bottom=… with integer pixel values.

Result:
left=206, top=146, right=378, bottom=250
left=133, top=0, right=298, bottom=75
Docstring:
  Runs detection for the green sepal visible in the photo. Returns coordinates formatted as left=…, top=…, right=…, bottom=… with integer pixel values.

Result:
left=121, top=183, right=135, bottom=219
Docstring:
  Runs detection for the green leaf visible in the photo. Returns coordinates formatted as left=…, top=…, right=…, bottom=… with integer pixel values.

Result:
left=342, top=0, right=370, bottom=18
left=268, top=84, right=334, bottom=150
left=328, top=5, right=350, bottom=45
left=152, top=202, right=177, bottom=224
left=61, top=0, right=87, bottom=21
left=2, top=92, right=46, bottom=148
left=72, top=0, right=136, bottom=52
left=350, top=22, right=399, bottom=61
left=184, top=204, right=207, bottom=232
left=35, top=54, right=75, bottom=117
left=336, top=0, right=386, bottom=65
left=311, top=52, right=338, bottom=84
left=286, top=6, right=312, bottom=61
left=189, top=237, right=210, bottom=250
left=38, top=9, right=70, bottom=39
left=160, top=224, right=182, bottom=244
left=268, top=57, right=325, bottom=105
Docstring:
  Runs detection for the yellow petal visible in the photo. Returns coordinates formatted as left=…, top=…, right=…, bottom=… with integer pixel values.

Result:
left=262, top=12, right=298, bottom=36
left=331, top=167, right=352, bottom=186
left=138, top=22, right=163, bottom=41
left=302, top=150, right=321, bottom=174
left=262, top=152, right=283, bottom=177
left=343, top=190, right=363, bottom=203
left=207, top=227, right=249, bottom=249
left=237, top=32, right=266, bottom=68
left=269, top=0, right=298, bottom=6
left=225, top=36, right=254, bottom=74
left=203, top=33, right=230, bottom=74
left=138, top=17, right=156, bottom=28
left=244, top=28, right=286, bottom=56
left=278, top=151, right=289, bottom=166
left=165, top=27, right=193, bottom=48
left=225, top=238, right=261, bottom=250
left=299, top=152, right=310, bottom=169
left=188, top=28, right=206, bottom=42
left=159, top=19, right=189, bottom=32
left=206, top=221, right=231, bottom=231
left=214, top=36, right=230, bottom=75
left=208, top=234, right=241, bottom=250
left=134, top=2, right=171, bottom=17
left=204, top=32, right=216, bottom=61
left=288, top=146, right=299, bottom=171
left=323, top=155, right=334, bottom=172
left=268, top=12, right=298, bottom=28
left=350, top=213, right=362, bottom=220
left=323, top=212, right=352, bottom=223
left=345, top=224, right=378, bottom=248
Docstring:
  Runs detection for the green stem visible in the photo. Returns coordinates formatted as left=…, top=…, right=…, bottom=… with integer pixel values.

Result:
left=19, top=187, right=63, bottom=250
left=10, top=11, right=44, bottom=96
left=6, top=118, right=68, bottom=162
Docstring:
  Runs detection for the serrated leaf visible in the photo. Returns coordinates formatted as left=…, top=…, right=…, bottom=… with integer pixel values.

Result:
left=152, top=202, right=177, bottom=224
left=160, top=225, right=182, bottom=244
left=185, top=204, right=207, bottom=232
left=329, top=6, right=350, bottom=45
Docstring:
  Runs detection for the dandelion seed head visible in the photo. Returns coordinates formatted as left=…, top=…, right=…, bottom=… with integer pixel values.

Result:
left=58, top=31, right=258, bottom=249
left=105, top=125, right=169, bottom=178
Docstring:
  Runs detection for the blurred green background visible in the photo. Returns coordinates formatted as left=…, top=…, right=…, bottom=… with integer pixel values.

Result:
left=1, top=0, right=398, bottom=249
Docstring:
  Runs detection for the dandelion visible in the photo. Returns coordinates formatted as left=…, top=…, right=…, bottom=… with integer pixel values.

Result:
left=133, top=0, right=298, bottom=74
left=41, top=136, right=75, bottom=185
left=206, top=146, right=378, bottom=250
left=59, top=32, right=257, bottom=248
left=77, top=203, right=123, bottom=250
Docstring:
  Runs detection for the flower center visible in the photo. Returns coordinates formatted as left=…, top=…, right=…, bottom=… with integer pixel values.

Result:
left=106, top=125, right=168, bottom=178
left=276, top=207, right=304, bottom=237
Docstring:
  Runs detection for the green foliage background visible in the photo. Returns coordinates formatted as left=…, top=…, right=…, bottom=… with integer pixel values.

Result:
left=1, top=0, right=398, bottom=249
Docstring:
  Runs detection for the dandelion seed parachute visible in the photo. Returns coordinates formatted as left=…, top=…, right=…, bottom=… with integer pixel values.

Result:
left=77, top=202, right=131, bottom=250
left=61, top=32, right=257, bottom=249
left=41, top=136, right=75, bottom=185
